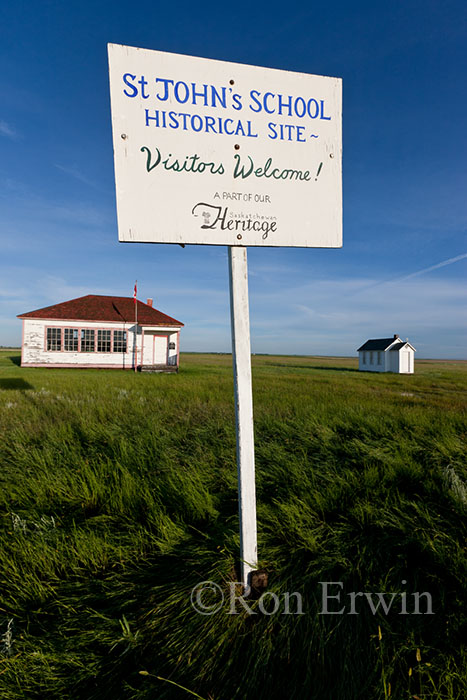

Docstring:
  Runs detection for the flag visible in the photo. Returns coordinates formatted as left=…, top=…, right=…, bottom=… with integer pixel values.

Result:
left=133, top=281, right=137, bottom=304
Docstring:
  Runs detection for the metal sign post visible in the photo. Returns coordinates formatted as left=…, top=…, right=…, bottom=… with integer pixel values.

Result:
left=228, top=246, right=257, bottom=586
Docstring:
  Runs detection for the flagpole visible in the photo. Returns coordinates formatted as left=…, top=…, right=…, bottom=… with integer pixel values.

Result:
left=134, top=280, right=138, bottom=372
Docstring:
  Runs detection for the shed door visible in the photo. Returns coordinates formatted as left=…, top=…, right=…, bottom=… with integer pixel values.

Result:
left=400, top=351, right=410, bottom=373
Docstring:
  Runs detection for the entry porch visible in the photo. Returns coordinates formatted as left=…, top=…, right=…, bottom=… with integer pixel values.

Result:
left=139, top=327, right=180, bottom=371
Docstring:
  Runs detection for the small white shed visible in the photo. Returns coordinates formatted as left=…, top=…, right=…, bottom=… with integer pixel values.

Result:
left=18, top=294, right=183, bottom=372
left=357, top=334, right=416, bottom=374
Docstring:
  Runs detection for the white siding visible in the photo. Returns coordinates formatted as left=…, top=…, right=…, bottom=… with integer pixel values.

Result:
left=359, top=350, right=372, bottom=371
left=167, top=331, right=178, bottom=366
left=21, top=319, right=181, bottom=369
left=372, top=350, right=385, bottom=372
left=389, top=351, right=399, bottom=373
left=358, top=350, right=385, bottom=372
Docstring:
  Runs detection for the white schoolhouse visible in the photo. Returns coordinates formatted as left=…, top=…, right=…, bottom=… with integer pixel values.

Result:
left=18, top=295, right=183, bottom=371
left=357, top=334, right=416, bottom=374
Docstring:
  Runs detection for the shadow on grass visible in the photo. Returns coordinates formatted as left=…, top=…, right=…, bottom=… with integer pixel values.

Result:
left=0, top=378, right=34, bottom=390
left=310, top=365, right=359, bottom=373
left=8, top=355, right=21, bottom=367
left=265, top=363, right=359, bottom=373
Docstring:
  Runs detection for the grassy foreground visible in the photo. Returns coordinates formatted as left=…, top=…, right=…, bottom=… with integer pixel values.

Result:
left=0, top=350, right=466, bottom=699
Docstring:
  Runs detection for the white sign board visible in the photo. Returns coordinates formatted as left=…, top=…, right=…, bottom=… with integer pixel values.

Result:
left=108, top=44, right=342, bottom=248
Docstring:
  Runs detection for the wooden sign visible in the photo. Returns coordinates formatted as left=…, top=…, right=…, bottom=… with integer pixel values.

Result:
left=109, top=44, right=343, bottom=588
left=108, top=44, right=342, bottom=248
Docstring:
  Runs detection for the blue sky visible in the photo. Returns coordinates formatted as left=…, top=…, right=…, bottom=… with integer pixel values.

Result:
left=1, top=0, right=466, bottom=358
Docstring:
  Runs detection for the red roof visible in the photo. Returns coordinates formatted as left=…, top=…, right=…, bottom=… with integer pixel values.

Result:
left=17, top=295, right=183, bottom=326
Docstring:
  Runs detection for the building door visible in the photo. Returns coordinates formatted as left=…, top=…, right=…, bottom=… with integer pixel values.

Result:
left=154, top=335, right=168, bottom=365
left=143, top=333, right=154, bottom=365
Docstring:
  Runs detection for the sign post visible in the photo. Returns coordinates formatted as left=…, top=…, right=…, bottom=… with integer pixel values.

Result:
left=108, top=43, right=342, bottom=587
left=228, top=246, right=257, bottom=585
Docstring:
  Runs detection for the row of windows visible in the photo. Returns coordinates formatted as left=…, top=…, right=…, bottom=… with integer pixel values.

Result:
left=362, top=351, right=382, bottom=365
left=47, top=328, right=127, bottom=353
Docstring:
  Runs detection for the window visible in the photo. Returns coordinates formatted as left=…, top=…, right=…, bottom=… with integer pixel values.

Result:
left=81, top=329, right=95, bottom=352
left=47, top=328, right=61, bottom=351
left=377, top=351, right=382, bottom=365
left=97, top=329, right=111, bottom=352
left=113, top=330, right=127, bottom=353
left=369, top=351, right=373, bottom=364
left=46, top=327, right=130, bottom=353
left=64, top=328, right=78, bottom=351
left=362, top=352, right=366, bottom=365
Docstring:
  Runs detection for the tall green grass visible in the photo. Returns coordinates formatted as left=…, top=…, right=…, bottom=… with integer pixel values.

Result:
left=0, top=351, right=465, bottom=699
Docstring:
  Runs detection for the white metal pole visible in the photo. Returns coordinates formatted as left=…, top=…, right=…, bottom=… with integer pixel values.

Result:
left=134, top=285, right=138, bottom=372
left=228, top=246, right=257, bottom=588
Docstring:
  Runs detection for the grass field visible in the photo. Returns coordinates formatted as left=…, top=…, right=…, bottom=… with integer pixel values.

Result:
left=0, top=350, right=466, bottom=699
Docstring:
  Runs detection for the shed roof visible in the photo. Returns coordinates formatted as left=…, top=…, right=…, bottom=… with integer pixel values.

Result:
left=357, top=337, right=399, bottom=351
left=17, top=295, right=183, bottom=326
left=389, top=341, right=416, bottom=352
left=388, top=341, right=406, bottom=352
left=358, top=338, right=416, bottom=352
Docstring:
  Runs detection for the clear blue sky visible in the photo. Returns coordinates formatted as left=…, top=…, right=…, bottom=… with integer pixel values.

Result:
left=1, top=0, right=466, bottom=358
